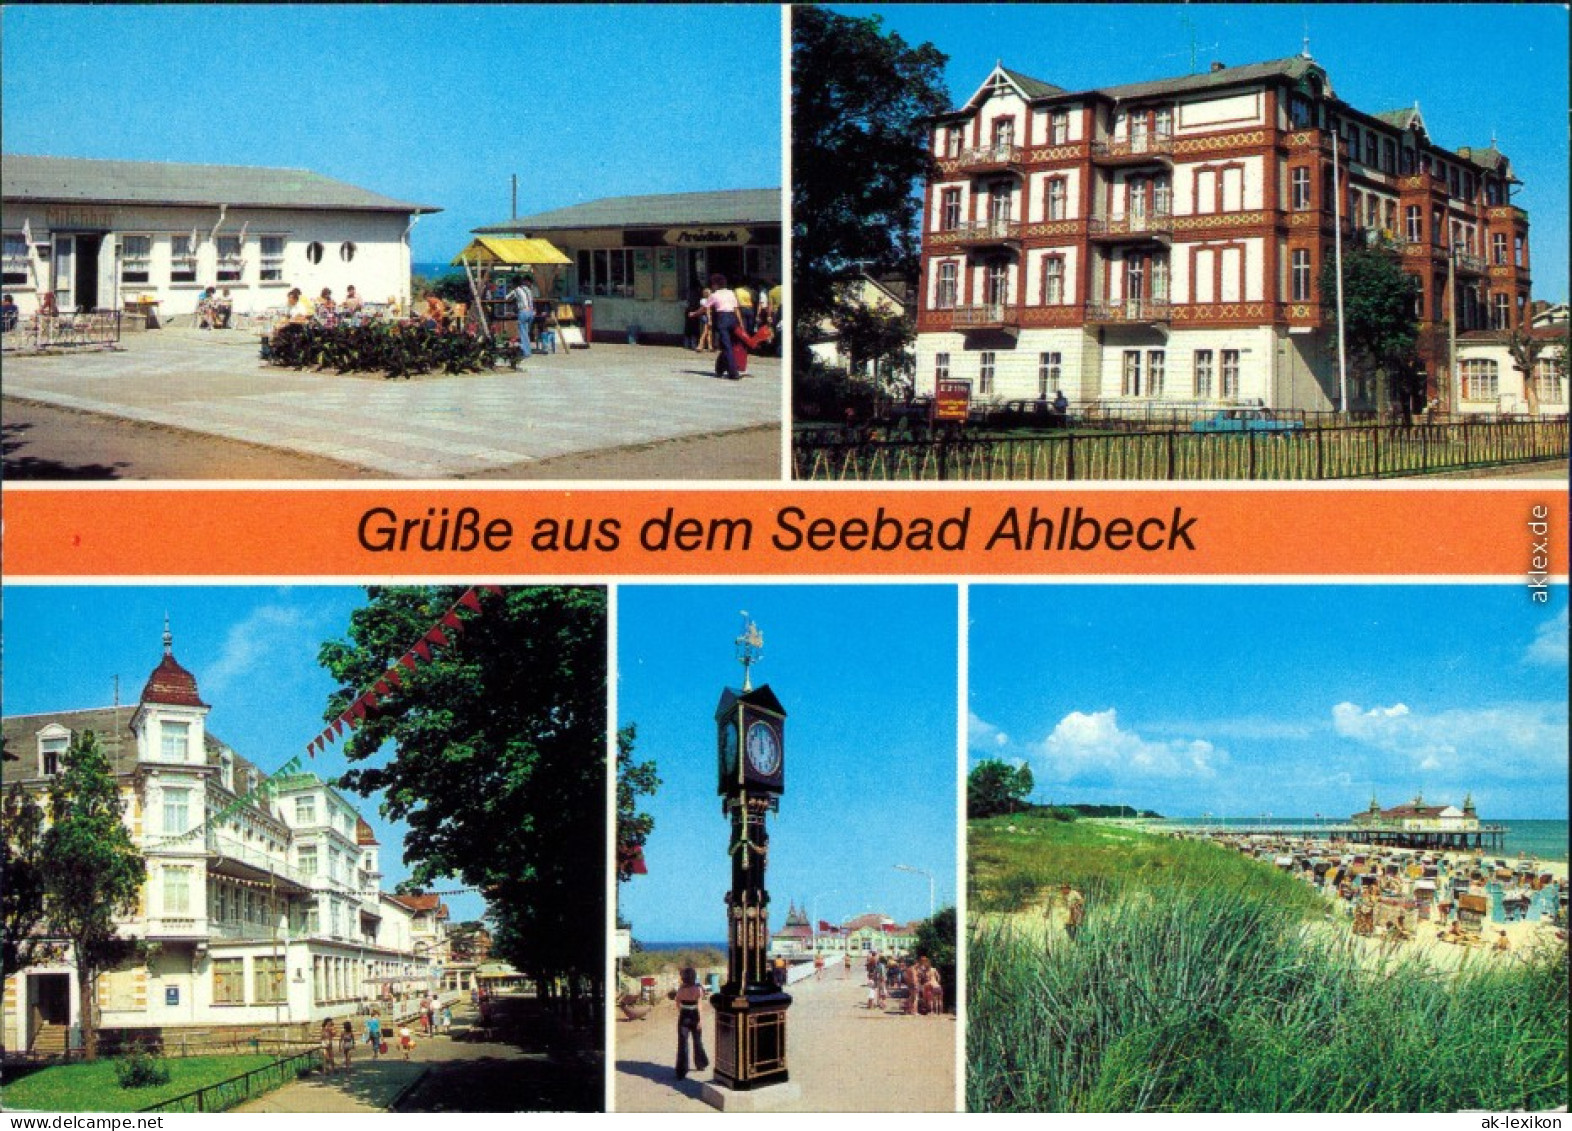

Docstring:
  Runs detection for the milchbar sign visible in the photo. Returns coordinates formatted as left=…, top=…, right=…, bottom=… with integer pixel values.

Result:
left=45, top=207, right=115, bottom=229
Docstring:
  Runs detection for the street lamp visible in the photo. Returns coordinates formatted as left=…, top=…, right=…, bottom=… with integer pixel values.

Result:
left=893, top=864, right=935, bottom=919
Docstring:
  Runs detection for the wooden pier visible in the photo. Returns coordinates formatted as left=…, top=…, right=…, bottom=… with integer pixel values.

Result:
left=1166, top=822, right=1509, bottom=854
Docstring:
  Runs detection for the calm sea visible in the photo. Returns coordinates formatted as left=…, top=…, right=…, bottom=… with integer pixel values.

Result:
left=1154, top=817, right=1569, bottom=863
left=638, top=940, right=727, bottom=953
left=413, top=261, right=463, bottom=279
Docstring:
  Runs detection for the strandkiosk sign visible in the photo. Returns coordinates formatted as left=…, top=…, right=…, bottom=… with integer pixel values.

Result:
left=663, top=227, right=751, bottom=246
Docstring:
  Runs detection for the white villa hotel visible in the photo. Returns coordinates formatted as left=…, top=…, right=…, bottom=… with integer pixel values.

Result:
left=1, top=629, right=450, bottom=1056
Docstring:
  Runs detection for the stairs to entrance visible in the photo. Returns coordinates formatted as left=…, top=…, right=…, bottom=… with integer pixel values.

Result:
left=30, top=1021, right=69, bottom=1056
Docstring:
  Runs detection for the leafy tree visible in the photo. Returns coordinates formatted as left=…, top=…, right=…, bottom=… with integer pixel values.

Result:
left=1506, top=326, right=1550, bottom=416
left=832, top=297, right=917, bottom=397
left=1320, top=244, right=1423, bottom=419
left=39, top=731, right=144, bottom=1060
left=912, top=905, right=957, bottom=970
left=319, top=586, right=606, bottom=1007
left=792, top=6, right=949, bottom=342
left=616, top=724, right=660, bottom=883
left=968, top=759, right=1034, bottom=818
left=2, top=783, right=48, bottom=986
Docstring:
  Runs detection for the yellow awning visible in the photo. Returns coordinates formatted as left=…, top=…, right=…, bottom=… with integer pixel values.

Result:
left=450, top=237, right=571, bottom=267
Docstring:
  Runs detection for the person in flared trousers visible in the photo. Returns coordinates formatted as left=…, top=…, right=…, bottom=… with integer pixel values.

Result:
left=674, top=966, right=710, bottom=1079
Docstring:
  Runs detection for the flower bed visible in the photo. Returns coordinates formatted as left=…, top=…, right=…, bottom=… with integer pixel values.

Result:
left=262, top=321, right=520, bottom=379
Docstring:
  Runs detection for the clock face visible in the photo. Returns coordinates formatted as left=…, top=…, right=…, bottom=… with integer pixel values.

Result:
left=720, top=720, right=739, bottom=777
left=745, top=720, right=782, bottom=777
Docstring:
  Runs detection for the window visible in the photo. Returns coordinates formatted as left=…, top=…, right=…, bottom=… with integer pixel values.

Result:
left=254, top=956, right=285, bottom=1004
left=2, top=232, right=28, bottom=286
left=940, top=188, right=962, bottom=231
left=1533, top=357, right=1565, bottom=404
left=1364, top=134, right=1378, bottom=167
left=1288, top=95, right=1312, bottom=127
left=1486, top=178, right=1504, bottom=205
left=214, top=958, right=246, bottom=1005
left=1290, top=168, right=1310, bottom=211
left=1147, top=350, right=1165, bottom=397
left=992, top=118, right=1015, bottom=149
left=1045, top=177, right=1067, bottom=220
left=1492, top=233, right=1508, bottom=265
left=1291, top=250, right=1312, bottom=302
left=305, top=241, right=324, bottom=265
left=339, top=241, right=356, bottom=262
left=1406, top=206, right=1422, bottom=243
left=1154, top=107, right=1173, bottom=138
left=299, top=845, right=318, bottom=876
left=1037, top=351, right=1062, bottom=398
left=120, top=235, right=151, bottom=284
left=987, top=182, right=1012, bottom=223
left=577, top=248, right=637, bottom=297
left=295, top=796, right=317, bottom=824
left=161, top=720, right=190, bottom=761
left=1382, top=139, right=1396, bottom=174
left=163, top=788, right=190, bottom=836
left=1461, top=359, right=1499, bottom=401
left=1514, top=236, right=1524, bottom=266
left=163, top=866, right=192, bottom=915
left=984, top=261, right=1009, bottom=306
left=1194, top=350, right=1214, bottom=398
left=1221, top=350, right=1241, bottom=398
left=1122, top=350, right=1142, bottom=397
left=935, top=352, right=950, bottom=382
left=216, top=235, right=243, bottom=282
left=1383, top=200, right=1396, bottom=236
left=1041, top=256, right=1064, bottom=304
left=1448, top=166, right=1460, bottom=197
left=1431, top=208, right=1444, bottom=247
left=1400, top=147, right=1415, bottom=175
left=40, top=734, right=66, bottom=776
left=945, top=127, right=963, bottom=158
left=936, top=262, right=958, bottom=309
left=170, top=234, right=197, bottom=284
left=1049, top=110, right=1069, bottom=144
left=1492, top=293, right=1510, bottom=330
left=260, top=237, right=286, bottom=282
left=979, top=351, right=996, bottom=396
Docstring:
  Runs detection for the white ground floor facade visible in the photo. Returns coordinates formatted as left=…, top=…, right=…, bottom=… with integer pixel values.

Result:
left=915, top=324, right=1365, bottom=414
left=3, top=937, right=440, bottom=1052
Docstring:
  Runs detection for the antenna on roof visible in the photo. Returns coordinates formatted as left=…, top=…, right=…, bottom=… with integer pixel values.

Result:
left=1301, top=21, right=1312, bottom=59
left=113, top=675, right=120, bottom=708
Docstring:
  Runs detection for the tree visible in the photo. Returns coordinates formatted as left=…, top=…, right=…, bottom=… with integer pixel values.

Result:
left=319, top=586, right=606, bottom=1007
left=1321, top=244, right=1424, bottom=419
left=39, top=731, right=144, bottom=1061
left=616, top=724, right=660, bottom=883
left=792, top=6, right=949, bottom=342
left=833, top=298, right=917, bottom=397
left=2, top=783, right=48, bottom=988
left=1506, top=326, right=1549, bottom=415
left=912, top=905, right=956, bottom=970
left=967, top=759, right=1034, bottom=818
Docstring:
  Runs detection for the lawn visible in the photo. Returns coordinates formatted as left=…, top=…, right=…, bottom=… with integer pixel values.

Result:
left=1, top=1054, right=285, bottom=1113
left=967, top=816, right=1570, bottom=1112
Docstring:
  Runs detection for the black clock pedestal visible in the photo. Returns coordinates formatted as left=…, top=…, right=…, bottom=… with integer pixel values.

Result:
left=701, top=988, right=801, bottom=1111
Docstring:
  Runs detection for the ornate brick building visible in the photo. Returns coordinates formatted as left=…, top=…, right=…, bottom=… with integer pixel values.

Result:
left=914, top=55, right=1534, bottom=414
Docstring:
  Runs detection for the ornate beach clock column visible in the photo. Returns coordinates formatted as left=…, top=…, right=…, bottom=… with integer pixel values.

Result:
left=705, top=616, right=794, bottom=1104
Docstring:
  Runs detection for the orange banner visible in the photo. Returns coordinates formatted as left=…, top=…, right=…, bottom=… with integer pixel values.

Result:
left=2, top=488, right=1565, bottom=578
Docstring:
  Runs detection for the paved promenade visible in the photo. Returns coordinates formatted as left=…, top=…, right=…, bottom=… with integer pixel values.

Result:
left=2, top=328, right=781, bottom=479
left=614, top=969, right=957, bottom=1112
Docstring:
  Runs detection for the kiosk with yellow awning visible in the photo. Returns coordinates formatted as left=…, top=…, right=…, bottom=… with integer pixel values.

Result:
left=449, top=236, right=579, bottom=345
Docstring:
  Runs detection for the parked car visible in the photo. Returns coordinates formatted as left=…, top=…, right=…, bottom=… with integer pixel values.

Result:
left=1191, top=408, right=1305, bottom=434
left=987, top=399, right=1072, bottom=429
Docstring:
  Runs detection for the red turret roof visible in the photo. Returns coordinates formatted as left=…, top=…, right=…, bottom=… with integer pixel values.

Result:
left=141, top=653, right=207, bottom=708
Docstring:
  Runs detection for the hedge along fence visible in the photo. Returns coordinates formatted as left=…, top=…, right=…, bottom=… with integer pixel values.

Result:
left=263, top=321, right=520, bottom=379
left=138, top=1046, right=323, bottom=1113
left=794, top=418, right=1569, bottom=481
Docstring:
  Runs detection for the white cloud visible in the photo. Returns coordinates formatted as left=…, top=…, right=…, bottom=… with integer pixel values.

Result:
left=967, top=711, right=1010, bottom=752
left=203, top=605, right=312, bottom=697
left=1031, top=708, right=1224, bottom=782
left=1525, top=606, right=1569, bottom=667
left=1332, top=700, right=1568, bottom=776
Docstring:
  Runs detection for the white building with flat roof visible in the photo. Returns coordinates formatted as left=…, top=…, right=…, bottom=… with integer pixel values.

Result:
left=1, top=155, right=437, bottom=319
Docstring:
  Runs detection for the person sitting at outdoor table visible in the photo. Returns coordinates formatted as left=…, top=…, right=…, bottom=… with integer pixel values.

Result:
left=341, top=285, right=363, bottom=314
left=212, top=287, right=233, bottom=329
left=1, top=293, right=18, bottom=332
left=318, top=288, right=338, bottom=324
left=422, top=292, right=447, bottom=330
left=196, top=286, right=217, bottom=329
left=284, top=288, right=316, bottom=323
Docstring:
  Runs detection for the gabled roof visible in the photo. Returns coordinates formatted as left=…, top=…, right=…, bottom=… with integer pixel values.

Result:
left=1374, top=106, right=1427, bottom=135
left=1099, top=56, right=1322, bottom=103
left=957, top=63, right=1066, bottom=114
left=475, top=187, right=780, bottom=234
left=2, top=154, right=439, bottom=214
left=388, top=892, right=450, bottom=918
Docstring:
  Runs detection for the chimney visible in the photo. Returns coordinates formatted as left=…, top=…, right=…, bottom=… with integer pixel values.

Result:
left=1210, top=61, right=1226, bottom=73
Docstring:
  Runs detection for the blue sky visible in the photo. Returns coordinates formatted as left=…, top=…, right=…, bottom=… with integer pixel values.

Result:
left=0, top=5, right=782, bottom=266
left=1, top=586, right=497, bottom=921
left=969, top=585, right=1570, bottom=820
left=618, top=585, right=958, bottom=942
left=833, top=3, right=1569, bottom=304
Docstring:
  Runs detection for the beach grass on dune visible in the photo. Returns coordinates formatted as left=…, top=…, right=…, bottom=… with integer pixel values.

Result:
left=967, top=816, right=1570, bottom=1113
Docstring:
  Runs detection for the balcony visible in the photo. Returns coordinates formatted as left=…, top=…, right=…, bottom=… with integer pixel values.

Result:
left=1088, top=209, right=1173, bottom=243
left=950, top=218, right=1022, bottom=251
left=145, top=916, right=206, bottom=940
left=1453, top=251, right=1488, bottom=275
left=206, top=830, right=312, bottom=893
left=1086, top=299, right=1172, bottom=325
left=1092, top=131, right=1174, bottom=166
left=939, top=142, right=1024, bottom=176
left=950, top=303, right=1020, bottom=332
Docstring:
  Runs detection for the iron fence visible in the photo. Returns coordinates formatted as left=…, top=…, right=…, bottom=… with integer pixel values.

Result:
left=1, top=311, right=123, bottom=352
left=793, top=418, right=1569, bottom=481
left=138, top=1046, right=322, bottom=1113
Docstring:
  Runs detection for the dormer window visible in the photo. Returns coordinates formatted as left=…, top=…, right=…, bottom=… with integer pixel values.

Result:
left=160, top=720, right=190, bottom=761
left=39, top=733, right=67, bottom=776
left=296, top=796, right=317, bottom=825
